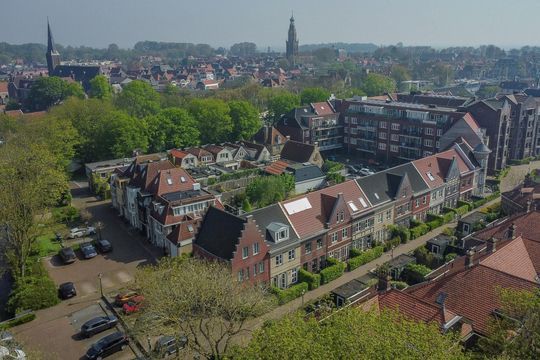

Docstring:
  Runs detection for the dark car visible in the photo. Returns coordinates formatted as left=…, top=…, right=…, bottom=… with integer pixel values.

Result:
left=80, top=242, right=98, bottom=259
left=85, top=331, right=129, bottom=360
left=59, top=282, right=77, bottom=299
left=80, top=315, right=118, bottom=338
left=154, top=335, right=188, bottom=357
left=96, top=239, right=112, bottom=253
left=58, top=247, right=76, bottom=264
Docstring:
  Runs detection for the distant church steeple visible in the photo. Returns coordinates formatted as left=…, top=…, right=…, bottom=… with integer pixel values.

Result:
left=286, top=13, right=299, bottom=65
left=46, top=18, right=61, bottom=75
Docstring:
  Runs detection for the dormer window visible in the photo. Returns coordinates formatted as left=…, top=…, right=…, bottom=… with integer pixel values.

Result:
left=267, top=222, right=290, bottom=242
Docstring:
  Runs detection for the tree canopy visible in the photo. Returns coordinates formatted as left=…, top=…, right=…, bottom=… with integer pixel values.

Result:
left=115, top=80, right=160, bottom=118
left=361, top=73, right=396, bottom=96
left=266, top=92, right=300, bottom=124
left=245, top=174, right=295, bottom=208
left=188, top=98, right=233, bottom=144
left=229, top=100, right=261, bottom=140
left=27, top=76, right=84, bottom=111
left=89, top=74, right=112, bottom=100
left=144, top=107, right=200, bottom=152
left=300, top=87, right=330, bottom=105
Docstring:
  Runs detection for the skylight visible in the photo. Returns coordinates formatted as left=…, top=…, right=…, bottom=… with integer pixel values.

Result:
left=187, top=224, right=194, bottom=232
left=180, top=176, right=186, bottom=183
left=284, top=197, right=312, bottom=215
left=359, top=197, right=368, bottom=208
left=166, top=178, right=173, bottom=185
left=348, top=201, right=358, bottom=212
left=374, top=193, right=380, bottom=200
left=427, top=172, right=435, bottom=181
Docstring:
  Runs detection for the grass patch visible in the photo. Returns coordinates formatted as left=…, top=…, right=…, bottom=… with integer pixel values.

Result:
left=35, top=233, right=62, bottom=257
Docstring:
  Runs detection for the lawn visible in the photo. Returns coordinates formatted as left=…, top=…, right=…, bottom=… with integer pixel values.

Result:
left=35, top=233, right=63, bottom=257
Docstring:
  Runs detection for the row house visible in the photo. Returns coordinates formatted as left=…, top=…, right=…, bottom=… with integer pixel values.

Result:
left=110, top=157, right=221, bottom=255
left=193, top=145, right=487, bottom=288
left=276, top=101, right=342, bottom=151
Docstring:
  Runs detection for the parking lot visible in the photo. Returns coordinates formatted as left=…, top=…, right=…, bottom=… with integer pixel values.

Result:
left=13, top=182, right=161, bottom=359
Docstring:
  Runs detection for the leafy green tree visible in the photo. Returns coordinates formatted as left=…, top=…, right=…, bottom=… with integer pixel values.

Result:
left=361, top=73, right=396, bottom=96
left=476, top=85, right=500, bottom=99
left=229, top=100, right=261, bottom=140
left=312, top=47, right=336, bottom=63
left=390, top=65, right=412, bottom=91
left=433, top=63, right=454, bottom=86
left=89, top=74, right=112, bottom=100
left=234, top=308, right=467, bottom=359
left=133, top=257, right=274, bottom=360
left=300, top=87, right=331, bottom=105
left=115, top=80, right=160, bottom=118
left=266, top=92, right=300, bottom=124
left=144, top=107, right=200, bottom=152
left=27, top=76, right=84, bottom=110
left=188, top=98, right=232, bottom=143
left=246, top=174, right=295, bottom=208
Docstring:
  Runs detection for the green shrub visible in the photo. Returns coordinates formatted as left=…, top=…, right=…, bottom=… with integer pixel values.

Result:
left=320, top=260, right=346, bottom=284
left=442, top=227, right=455, bottom=236
left=390, top=226, right=410, bottom=244
left=457, top=200, right=473, bottom=212
left=404, top=263, right=432, bottom=284
left=0, top=312, right=36, bottom=330
left=52, top=205, right=80, bottom=223
left=413, top=246, right=439, bottom=269
left=271, top=282, right=309, bottom=305
left=383, top=237, right=401, bottom=252
left=441, top=210, right=455, bottom=223
left=298, top=269, right=321, bottom=290
left=7, top=275, right=60, bottom=314
left=349, top=248, right=362, bottom=258
left=444, top=253, right=458, bottom=262
left=409, top=223, right=430, bottom=239
left=347, top=246, right=384, bottom=271
left=390, top=281, right=408, bottom=290
left=454, top=204, right=469, bottom=216
left=425, top=214, right=444, bottom=230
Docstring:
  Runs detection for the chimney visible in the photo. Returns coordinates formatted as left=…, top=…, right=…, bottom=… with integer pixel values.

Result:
left=487, top=237, right=498, bottom=253
left=465, top=249, right=475, bottom=268
left=508, top=223, right=516, bottom=239
left=377, top=274, right=392, bottom=292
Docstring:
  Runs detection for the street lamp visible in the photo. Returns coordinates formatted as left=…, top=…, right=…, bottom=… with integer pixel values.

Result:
left=95, top=221, right=104, bottom=240
left=391, top=245, right=395, bottom=260
left=98, top=272, right=103, bottom=298
left=301, top=289, right=306, bottom=307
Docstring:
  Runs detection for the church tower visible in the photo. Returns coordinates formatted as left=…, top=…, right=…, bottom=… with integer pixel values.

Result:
left=46, top=19, right=61, bottom=75
left=286, top=14, right=299, bottom=65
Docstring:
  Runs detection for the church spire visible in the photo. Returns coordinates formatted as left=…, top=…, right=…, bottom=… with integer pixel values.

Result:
left=46, top=18, right=61, bottom=75
left=286, top=13, right=299, bottom=65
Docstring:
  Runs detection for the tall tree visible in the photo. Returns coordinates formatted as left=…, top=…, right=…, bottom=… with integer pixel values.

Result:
left=361, top=73, right=396, bottom=96
left=133, top=257, right=274, bottom=359
left=115, top=80, right=160, bottom=118
left=89, top=75, right=112, bottom=100
left=188, top=98, right=232, bottom=143
left=266, top=92, right=300, bottom=124
left=27, top=76, right=84, bottom=110
left=300, top=87, right=330, bottom=105
left=144, top=107, right=200, bottom=152
left=390, top=65, right=412, bottom=91
left=235, top=308, right=468, bottom=360
left=229, top=100, right=261, bottom=140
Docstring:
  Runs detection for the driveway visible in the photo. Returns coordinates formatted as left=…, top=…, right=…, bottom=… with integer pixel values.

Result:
left=13, top=181, right=160, bottom=358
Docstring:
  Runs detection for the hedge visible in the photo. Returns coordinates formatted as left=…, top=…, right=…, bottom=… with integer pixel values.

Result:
left=404, top=263, right=432, bottom=284
left=444, top=253, right=458, bottom=262
left=271, top=282, right=309, bottom=305
left=472, top=192, right=500, bottom=208
left=320, top=260, right=347, bottom=284
left=0, top=312, right=36, bottom=330
left=347, top=246, right=384, bottom=271
left=349, top=248, right=362, bottom=258
left=454, top=204, right=469, bottom=216
left=409, top=223, right=430, bottom=239
left=441, top=210, right=455, bottom=223
left=390, top=226, right=410, bottom=244
left=298, top=269, right=321, bottom=290
left=457, top=200, right=473, bottom=212
left=383, top=237, right=401, bottom=252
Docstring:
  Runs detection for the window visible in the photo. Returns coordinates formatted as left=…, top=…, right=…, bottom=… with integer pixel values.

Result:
left=291, top=268, right=298, bottom=284
left=386, top=209, right=392, bottom=220
left=436, top=129, right=443, bottom=136
left=259, top=262, right=265, bottom=273
left=305, top=242, right=312, bottom=254
left=380, top=121, right=387, bottom=129
left=253, top=265, right=258, bottom=277
left=238, top=269, right=244, bottom=282
left=379, top=132, right=387, bottom=140
left=245, top=267, right=249, bottom=279
left=391, top=123, right=400, bottom=131
left=317, top=238, right=323, bottom=249
left=378, top=213, right=383, bottom=223
left=463, top=223, right=470, bottom=234
left=378, top=142, right=387, bottom=150
left=342, top=228, right=348, bottom=238
left=391, top=134, right=399, bottom=141
left=425, top=127, right=434, bottom=135
left=423, top=195, right=427, bottom=204
left=253, top=242, right=259, bottom=255
left=390, top=145, right=399, bottom=152
left=242, top=246, right=249, bottom=259
left=350, top=138, right=357, bottom=145
left=331, top=232, right=338, bottom=244
left=351, top=118, right=358, bottom=125
left=432, top=244, right=441, bottom=255
left=435, top=141, right=440, bottom=148
left=288, top=249, right=296, bottom=261
left=424, top=139, right=433, bottom=147
left=344, top=117, right=349, bottom=124
left=415, top=199, right=419, bottom=208
left=275, top=254, right=283, bottom=266
left=336, top=211, right=344, bottom=223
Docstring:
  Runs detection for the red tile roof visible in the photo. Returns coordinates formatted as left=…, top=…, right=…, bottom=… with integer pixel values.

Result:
left=265, top=160, right=289, bottom=175
left=473, top=211, right=540, bottom=244
left=311, top=101, right=335, bottom=116
left=170, top=149, right=190, bottom=159
left=462, top=113, right=480, bottom=133
left=0, top=82, right=8, bottom=93
left=167, top=218, right=201, bottom=245
left=146, top=167, right=196, bottom=196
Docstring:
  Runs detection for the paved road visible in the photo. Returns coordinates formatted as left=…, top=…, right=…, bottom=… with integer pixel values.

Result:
left=13, top=182, right=160, bottom=359
left=499, top=160, right=540, bottom=192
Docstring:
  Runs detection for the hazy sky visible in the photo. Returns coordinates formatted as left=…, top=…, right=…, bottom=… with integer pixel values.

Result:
left=3, top=0, right=540, bottom=49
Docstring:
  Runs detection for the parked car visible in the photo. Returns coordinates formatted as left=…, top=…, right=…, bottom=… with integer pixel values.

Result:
left=358, top=168, right=375, bottom=176
left=0, top=346, right=26, bottom=359
left=85, top=331, right=129, bottom=360
left=154, top=335, right=188, bottom=357
left=58, top=247, right=76, bottom=264
left=80, top=242, right=98, bottom=259
left=80, top=315, right=118, bottom=338
left=59, top=282, right=77, bottom=299
left=122, top=295, right=144, bottom=315
left=68, top=227, right=96, bottom=239
left=114, top=291, right=139, bottom=306
left=96, top=239, right=112, bottom=253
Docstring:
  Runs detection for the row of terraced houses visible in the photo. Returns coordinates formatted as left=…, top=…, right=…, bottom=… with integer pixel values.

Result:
left=193, top=140, right=490, bottom=289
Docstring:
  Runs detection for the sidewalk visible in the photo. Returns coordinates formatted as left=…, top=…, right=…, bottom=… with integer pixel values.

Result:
left=245, top=197, right=501, bottom=332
